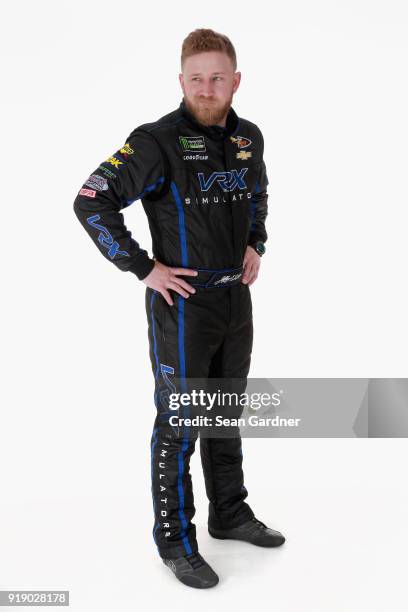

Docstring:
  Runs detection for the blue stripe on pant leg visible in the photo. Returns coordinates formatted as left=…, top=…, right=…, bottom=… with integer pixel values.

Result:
left=171, top=180, right=193, bottom=556
left=177, top=295, right=192, bottom=555
left=150, top=290, right=160, bottom=410
left=151, top=427, right=160, bottom=548
left=149, top=290, right=161, bottom=551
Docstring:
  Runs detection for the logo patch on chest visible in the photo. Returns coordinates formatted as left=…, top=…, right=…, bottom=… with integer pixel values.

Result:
left=236, top=151, right=252, bottom=160
left=179, top=135, right=206, bottom=152
left=197, top=168, right=248, bottom=192
left=230, top=135, right=252, bottom=149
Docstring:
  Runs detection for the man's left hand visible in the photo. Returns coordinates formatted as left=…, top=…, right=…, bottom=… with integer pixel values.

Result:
left=241, top=245, right=261, bottom=286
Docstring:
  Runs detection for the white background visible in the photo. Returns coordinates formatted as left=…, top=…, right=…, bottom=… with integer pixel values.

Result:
left=1, top=1, right=407, bottom=610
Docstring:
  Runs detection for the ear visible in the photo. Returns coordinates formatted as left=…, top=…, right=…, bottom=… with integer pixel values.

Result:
left=179, top=72, right=186, bottom=94
left=233, top=71, right=241, bottom=94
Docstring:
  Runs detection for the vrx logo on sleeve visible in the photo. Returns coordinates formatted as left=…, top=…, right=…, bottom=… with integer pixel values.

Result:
left=197, top=168, right=248, bottom=192
left=86, top=214, right=130, bottom=259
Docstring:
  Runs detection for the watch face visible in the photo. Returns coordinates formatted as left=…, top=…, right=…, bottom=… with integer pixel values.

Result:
left=256, top=241, right=266, bottom=255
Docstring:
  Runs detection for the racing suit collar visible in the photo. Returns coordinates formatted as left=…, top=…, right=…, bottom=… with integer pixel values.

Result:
left=179, top=98, right=239, bottom=140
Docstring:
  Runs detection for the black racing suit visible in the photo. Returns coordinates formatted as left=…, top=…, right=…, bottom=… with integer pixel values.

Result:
left=74, top=98, right=269, bottom=559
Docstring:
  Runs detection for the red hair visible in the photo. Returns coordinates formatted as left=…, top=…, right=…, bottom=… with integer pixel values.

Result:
left=181, top=28, right=237, bottom=71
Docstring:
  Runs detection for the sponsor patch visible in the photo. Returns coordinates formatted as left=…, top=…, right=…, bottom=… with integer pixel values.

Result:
left=120, top=142, right=134, bottom=155
left=183, top=154, right=209, bottom=161
left=230, top=135, right=252, bottom=149
left=106, top=156, right=123, bottom=168
left=79, top=188, right=96, bottom=198
left=119, top=142, right=134, bottom=159
left=236, top=151, right=252, bottom=160
left=98, top=165, right=117, bottom=179
left=85, top=174, right=109, bottom=191
left=197, top=168, right=248, bottom=192
left=179, top=135, right=206, bottom=153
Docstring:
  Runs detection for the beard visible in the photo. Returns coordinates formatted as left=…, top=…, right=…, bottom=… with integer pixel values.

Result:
left=184, top=93, right=233, bottom=127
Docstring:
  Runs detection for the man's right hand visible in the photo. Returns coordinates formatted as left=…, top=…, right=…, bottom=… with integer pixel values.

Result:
left=142, top=261, right=198, bottom=306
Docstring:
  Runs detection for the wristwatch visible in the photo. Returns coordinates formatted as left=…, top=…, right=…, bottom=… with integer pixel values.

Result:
left=252, top=240, right=266, bottom=256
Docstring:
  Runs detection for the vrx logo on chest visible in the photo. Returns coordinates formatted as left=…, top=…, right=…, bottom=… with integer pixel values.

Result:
left=197, top=168, right=248, bottom=192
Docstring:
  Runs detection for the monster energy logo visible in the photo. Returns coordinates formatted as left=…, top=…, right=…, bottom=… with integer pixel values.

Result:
left=179, top=136, right=206, bottom=152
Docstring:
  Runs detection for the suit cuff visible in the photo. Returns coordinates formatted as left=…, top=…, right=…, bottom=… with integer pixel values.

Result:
left=127, top=256, right=155, bottom=280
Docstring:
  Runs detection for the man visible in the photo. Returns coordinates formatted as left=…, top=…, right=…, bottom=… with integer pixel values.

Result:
left=74, top=28, right=285, bottom=589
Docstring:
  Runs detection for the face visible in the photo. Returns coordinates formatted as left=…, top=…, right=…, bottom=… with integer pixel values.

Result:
left=179, top=51, right=241, bottom=127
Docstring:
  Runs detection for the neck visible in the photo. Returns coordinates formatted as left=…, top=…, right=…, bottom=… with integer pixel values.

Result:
left=216, top=115, right=227, bottom=128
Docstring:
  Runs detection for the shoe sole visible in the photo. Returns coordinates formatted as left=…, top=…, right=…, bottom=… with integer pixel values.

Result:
left=208, top=528, right=285, bottom=547
left=179, top=575, right=219, bottom=589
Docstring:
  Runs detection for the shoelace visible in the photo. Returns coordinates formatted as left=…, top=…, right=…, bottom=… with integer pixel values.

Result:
left=186, top=552, right=205, bottom=570
left=251, top=517, right=267, bottom=530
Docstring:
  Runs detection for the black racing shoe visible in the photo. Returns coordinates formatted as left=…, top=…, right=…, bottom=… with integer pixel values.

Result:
left=209, top=517, right=286, bottom=547
left=162, top=552, right=219, bottom=589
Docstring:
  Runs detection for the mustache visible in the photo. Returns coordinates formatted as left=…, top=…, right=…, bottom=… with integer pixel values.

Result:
left=196, top=97, right=217, bottom=103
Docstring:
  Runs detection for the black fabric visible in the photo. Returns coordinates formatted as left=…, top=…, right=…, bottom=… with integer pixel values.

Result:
left=73, top=97, right=268, bottom=279
left=74, top=97, right=268, bottom=558
left=132, top=128, right=172, bottom=202
left=147, top=282, right=255, bottom=559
